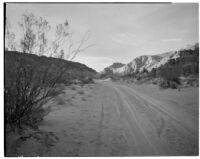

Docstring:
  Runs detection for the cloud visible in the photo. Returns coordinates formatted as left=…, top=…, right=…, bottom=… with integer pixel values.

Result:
left=110, top=33, right=135, bottom=45
left=161, top=38, right=182, bottom=42
left=110, top=32, right=145, bottom=47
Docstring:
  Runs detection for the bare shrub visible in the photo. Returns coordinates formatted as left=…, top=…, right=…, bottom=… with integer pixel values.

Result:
left=66, top=98, right=72, bottom=103
left=78, top=90, right=84, bottom=95
left=159, top=78, right=180, bottom=89
left=71, top=95, right=75, bottom=99
left=152, top=79, right=158, bottom=85
left=5, top=63, right=66, bottom=130
left=159, top=80, right=168, bottom=89
left=152, top=81, right=157, bottom=85
left=81, top=77, right=94, bottom=84
left=71, top=86, right=76, bottom=90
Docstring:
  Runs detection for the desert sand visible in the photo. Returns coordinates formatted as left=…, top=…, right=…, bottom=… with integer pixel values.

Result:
left=6, top=80, right=199, bottom=156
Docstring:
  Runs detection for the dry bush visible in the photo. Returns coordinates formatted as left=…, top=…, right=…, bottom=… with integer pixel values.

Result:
left=5, top=64, right=66, bottom=131
left=71, top=86, right=76, bottom=90
left=81, top=77, right=94, bottom=84
left=66, top=98, right=72, bottom=103
left=159, top=78, right=180, bottom=89
left=71, top=95, right=75, bottom=99
left=152, top=80, right=157, bottom=85
left=78, top=90, right=84, bottom=95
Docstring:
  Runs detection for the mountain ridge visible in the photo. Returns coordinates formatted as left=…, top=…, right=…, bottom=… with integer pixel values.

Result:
left=101, top=43, right=198, bottom=76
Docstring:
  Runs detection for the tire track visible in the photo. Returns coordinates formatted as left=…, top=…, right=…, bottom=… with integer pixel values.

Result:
left=113, top=88, right=158, bottom=155
left=103, top=82, right=198, bottom=155
left=94, top=104, right=105, bottom=156
left=119, top=85, right=198, bottom=137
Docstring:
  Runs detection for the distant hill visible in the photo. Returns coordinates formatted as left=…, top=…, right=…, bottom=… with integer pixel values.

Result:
left=5, top=51, right=97, bottom=86
left=109, top=62, right=125, bottom=69
left=100, top=62, right=125, bottom=74
left=100, top=43, right=199, bottom=77
left=120, top=51, right=179, bottom=74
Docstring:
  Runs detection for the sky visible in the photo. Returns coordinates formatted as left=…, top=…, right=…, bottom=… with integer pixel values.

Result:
left=6, top=3, right=199, bottom=72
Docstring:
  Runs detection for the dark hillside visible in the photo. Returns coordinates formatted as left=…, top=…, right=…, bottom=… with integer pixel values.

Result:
left=5, top=51, right=96, bottom=86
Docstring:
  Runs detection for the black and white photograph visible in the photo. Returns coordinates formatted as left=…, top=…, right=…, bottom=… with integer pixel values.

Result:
left=4, top=2, right=199, bottom=157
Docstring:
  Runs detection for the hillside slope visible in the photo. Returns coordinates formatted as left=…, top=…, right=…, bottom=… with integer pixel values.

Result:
left=5, top=51, right=96, bottom=85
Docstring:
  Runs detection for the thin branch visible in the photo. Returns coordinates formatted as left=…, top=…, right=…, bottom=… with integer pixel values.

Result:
left=69, top=31, right=94, bottom=61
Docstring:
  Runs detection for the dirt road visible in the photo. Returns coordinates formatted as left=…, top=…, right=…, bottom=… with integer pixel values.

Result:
left=99, top=81, right=198, bottom=156
left=8, top=80, right=199, bottom=156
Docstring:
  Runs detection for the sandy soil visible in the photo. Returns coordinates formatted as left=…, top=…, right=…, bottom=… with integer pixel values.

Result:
left=6, top=80, right=199, bottom=156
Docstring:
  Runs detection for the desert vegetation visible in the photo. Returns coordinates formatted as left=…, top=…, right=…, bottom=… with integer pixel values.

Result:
left=5, top=53, right=96, bottom=132
left=5, top=63, right=64, bottom=130
left=5, top=12, right=96, bottom=132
